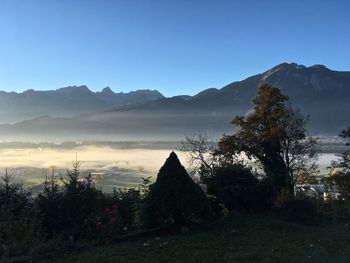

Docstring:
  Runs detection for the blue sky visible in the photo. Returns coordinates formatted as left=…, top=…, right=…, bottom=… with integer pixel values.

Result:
left=0, top=0, right=349, bottom=96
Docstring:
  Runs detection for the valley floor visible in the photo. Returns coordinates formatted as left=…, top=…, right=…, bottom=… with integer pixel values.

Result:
left=52, top=213, right=350, bottom=263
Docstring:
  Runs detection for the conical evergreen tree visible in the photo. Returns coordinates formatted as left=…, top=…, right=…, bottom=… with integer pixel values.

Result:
left=143, top=151, right=210, bottom=227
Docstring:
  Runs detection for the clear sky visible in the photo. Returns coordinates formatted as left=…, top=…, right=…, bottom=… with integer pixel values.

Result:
left=0, top=0, right=349, bottom=97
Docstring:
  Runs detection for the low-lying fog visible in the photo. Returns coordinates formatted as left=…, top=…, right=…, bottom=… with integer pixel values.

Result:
left=0, top=142, right=339, bottom=192
left=0, top=145, right=188, bottom=192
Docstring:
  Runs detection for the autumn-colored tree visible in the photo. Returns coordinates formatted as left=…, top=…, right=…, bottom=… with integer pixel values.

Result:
left=218, top=84, right=318, bottom=194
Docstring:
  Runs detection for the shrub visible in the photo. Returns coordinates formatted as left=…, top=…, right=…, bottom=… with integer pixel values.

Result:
left=331, top=172, right=350, bottom=201
left=0, top=207, right=43, bottom=260
left=207, top=194, right=228, bottom=220
left=35, top=162, right=153, bottom=245
left=203, top=164, right=274, bottom=212
left=143, top=152, right=211, bottom=227
left=280, top=199, right=319, bottom=225
left=275, top=187, right=294, bottom=207
left=109, top=188, right=143, bottom=231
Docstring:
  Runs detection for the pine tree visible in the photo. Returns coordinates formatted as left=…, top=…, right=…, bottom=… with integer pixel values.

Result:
left=143, top=152, right=210, bottom=227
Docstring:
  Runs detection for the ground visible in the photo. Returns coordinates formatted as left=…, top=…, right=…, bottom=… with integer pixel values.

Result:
left=52, top=213, right=350, bottom=263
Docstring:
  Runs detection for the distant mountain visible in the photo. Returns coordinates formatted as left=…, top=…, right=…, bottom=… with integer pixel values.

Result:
left=0, top=86, right=164, bottom=123
left=1, top=63, right=349, bottom=140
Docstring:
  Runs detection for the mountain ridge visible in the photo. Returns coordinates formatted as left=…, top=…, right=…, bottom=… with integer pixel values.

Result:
left=0, top=86, right=164, bottom=123
left=0, top=62, right=349, bottom=140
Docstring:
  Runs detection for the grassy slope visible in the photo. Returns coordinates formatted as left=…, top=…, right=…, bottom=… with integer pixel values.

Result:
left=53, top=214, right=350, bottom=263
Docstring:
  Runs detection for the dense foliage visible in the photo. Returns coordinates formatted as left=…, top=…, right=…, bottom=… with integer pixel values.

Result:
left=203, top=164, right=274, bottom=212
left=143, top=152, right=211, bottom=227
left=0, top=162, right=148, bottom=261
left=280, top=199, right=319, bottom=224
left=37, top=163, right=108, bottom=239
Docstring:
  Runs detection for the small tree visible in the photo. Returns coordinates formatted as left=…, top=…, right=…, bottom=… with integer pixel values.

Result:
left=0, top=169, right=30, bottom=216
left=143, top=152, right=210, bottom=227
left=62, top=161, right=105, bottom=238
left=37, top=160, right=105, bottom=239
left=280, top=106, right=319, bottom=188
left=180, top=131, right=218, bottom=176
left=331, top=127, right=350, bottom=199
left=36, top=174, right=63, bottom=236
left=332, top=127, right=350, bottom=174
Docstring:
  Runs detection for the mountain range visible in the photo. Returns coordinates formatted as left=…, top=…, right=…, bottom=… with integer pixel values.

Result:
left=0, top=62, right=349, bottom=141
left=0, top=86, right=164, bottom=123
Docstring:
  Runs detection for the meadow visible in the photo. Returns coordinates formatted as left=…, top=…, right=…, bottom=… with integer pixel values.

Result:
left=51, top=213, right=350, bottom=263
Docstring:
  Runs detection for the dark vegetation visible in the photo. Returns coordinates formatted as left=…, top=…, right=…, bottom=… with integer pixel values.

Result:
left=143, top=152, right=210, bottom=227
left=1, top=84, right=350, bottom=262
left=204, top=164, right=274, bottom=212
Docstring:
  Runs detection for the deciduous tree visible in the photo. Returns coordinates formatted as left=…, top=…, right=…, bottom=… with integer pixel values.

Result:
left=218, top=84, right=318, bottom=194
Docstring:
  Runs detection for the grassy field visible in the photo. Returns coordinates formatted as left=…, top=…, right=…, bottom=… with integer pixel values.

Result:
left=52, top=213, right=350, bottom=263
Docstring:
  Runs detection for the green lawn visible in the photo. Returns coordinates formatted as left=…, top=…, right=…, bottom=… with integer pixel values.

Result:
left=52, top=214, right=350, bottom=263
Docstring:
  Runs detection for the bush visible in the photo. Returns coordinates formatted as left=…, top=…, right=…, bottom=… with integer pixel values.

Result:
left=331, top=172, right=350, bottom=201
left=109, top=188, right=143, bottom=231
left=207, top=194, right=228, bottom=220
left=0, top=207, right=43, bottom=261
left=143, top=152, right=211, bottom=228
left=275, top=187, right=294, bottom=207
left=203, top=164, right=274, bottom=212
left=280, top=199, right=319, bottom=225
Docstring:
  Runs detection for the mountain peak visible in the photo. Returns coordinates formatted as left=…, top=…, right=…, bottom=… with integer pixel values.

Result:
left=260, top=62, right=333, bottom=83
left=309, top=64, right=329, bottom=71
left=57, top=85, right=91, bottom=94
left=273, top=62, right=306, bottom=71
left=272, top=62, right=330, bottom=72
left=101, top=86, right=114, bottom=94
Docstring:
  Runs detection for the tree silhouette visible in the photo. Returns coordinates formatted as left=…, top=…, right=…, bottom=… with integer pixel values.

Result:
left=143, top=152, right=210, bottom=227
left=218, top=84, right=318, bottom=194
